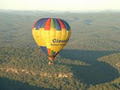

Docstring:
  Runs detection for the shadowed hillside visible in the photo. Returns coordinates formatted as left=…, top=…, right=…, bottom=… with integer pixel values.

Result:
left=0, top=77, right=50, bottom=90
left=59, top=50, right=120, bottom=85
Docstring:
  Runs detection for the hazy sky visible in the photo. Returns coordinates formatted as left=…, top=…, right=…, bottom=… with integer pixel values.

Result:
left=0, top=0, right=120, bottom=11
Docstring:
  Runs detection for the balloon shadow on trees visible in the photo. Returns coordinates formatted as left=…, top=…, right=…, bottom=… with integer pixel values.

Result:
left=58, top=49, right=120, bottom=85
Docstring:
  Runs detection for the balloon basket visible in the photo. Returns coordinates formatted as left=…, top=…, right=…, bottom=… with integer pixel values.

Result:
left=48, top=61, right=53, bottom=65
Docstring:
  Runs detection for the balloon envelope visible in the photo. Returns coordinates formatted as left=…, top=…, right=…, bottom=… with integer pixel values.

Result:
left=32, top=18, right=71, bottom=62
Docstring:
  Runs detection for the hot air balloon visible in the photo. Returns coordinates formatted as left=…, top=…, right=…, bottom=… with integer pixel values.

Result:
left=32, top=18, right=71, bottom=65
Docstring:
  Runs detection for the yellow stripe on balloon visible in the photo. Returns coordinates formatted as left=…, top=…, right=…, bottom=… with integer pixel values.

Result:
left=50, top=28, right=56, bottom=51
left=39, top=28, right=46, bottom=46
left=32, top=28, right=40, bottom=46
left=59, top=29, right=66, bottom=51
left=54, top=30, right=62, bottom=52
left=66, top=30, right=71, bottom=40
left=61, top=29, right=67, bottom=40
left=68, top=30, right=71, bottom=39
left=45, top=30, right=51, bottom=48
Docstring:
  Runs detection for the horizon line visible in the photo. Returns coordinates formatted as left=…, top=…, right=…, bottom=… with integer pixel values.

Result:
left=0, top=9, right=120, bottom=13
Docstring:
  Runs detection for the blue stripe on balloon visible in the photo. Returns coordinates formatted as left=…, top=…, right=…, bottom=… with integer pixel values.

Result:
left=40, top=46, right=48, bottom=56
left=61, top=20, right=70, bottom=30
left=54, top=19, right=61, bottom=30
left=35, top=19, right=44, bottom=30
left=40, top=18, right=49, bottom=28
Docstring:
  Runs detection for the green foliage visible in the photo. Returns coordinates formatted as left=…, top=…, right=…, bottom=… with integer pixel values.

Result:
left=0, top=10, right=120, bottom=90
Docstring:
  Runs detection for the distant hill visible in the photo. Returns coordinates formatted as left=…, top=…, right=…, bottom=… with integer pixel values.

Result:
left=88, top=53, right=120, bottom=90
left=99, top=53, right=120, bottom=73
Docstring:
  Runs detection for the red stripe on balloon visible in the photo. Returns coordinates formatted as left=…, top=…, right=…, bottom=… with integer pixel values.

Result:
left=47, top=48, right=51, bottom=56
left=57, top=19, right=65, bottom=29
left=45, top=18, right=51, bottom=30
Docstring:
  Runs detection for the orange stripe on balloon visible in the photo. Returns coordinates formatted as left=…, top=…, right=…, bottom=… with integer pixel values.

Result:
left=47, top=49, right=51, bottom=56
left=45, top=18, right=51, bottom=30
left=57, top=19, right=65, bottom=29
